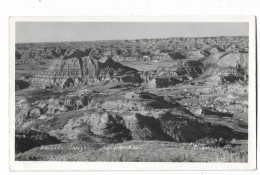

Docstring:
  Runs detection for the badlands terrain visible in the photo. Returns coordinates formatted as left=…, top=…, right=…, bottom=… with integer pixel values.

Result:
left=15, top=36, right=248, bottom=162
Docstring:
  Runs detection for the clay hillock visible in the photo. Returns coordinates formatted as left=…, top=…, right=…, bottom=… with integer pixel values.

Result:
left=202, top=52, right=248, bottom=68
left=202, top=52, right=248, bottom=85
left=204, top=68, right=248, bottom=85
left=144, top=60, right=204, bottom=88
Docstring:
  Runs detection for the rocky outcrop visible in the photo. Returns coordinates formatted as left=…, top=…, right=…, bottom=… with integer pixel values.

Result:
left=15, top=48, right=62, bottom=64
left=217, top=53, right=248, bottom=68
left=15, top=97, right=32, bottom=130
left=15, top=94, right=91, bottom=132
left=158, top=61, right=204, bottom=78
left=122, top=113, right=173, bottom=141
left=50, top=111, right=132, bottom=142
left=202, top=52, right=248, bottom=85
left=143, top=60, right=204, bottom=88
left=140, top=51, right=248, bottom=89
left=90, top=91, right=178, bottom=114
left=204, top=68, right=248, bottom=85
left=61, top=49, right=89, bottom=60
left=186, top=50, right=208, bottom=59
left=15, top=86, right=248, bottom=156
left=203, top=52, right=248, bottom=68
left=47, top=109, right=246, bottom=143
left=15, top=80, right=30, bottom=91
left=15, top=130, right=60, bottom=154
left=146, top=78, right=181, bottom=88
left=32, top=56, right=142, bottom=88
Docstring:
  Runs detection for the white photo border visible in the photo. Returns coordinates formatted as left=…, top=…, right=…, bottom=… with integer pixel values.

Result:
left=9, top=16, right=256, bottom=171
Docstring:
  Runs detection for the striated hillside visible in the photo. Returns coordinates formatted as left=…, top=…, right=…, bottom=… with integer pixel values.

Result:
left=31, top=56, right=142, bottom=88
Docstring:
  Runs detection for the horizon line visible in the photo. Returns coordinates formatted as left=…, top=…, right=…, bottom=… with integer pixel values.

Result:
left=15, top=35, right=249, bottom=44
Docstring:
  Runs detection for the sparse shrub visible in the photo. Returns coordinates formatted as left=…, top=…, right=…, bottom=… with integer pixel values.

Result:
left=195, top=137, right=231, bottom=148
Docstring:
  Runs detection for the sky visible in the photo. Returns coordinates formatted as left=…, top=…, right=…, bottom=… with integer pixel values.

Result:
left=15, top=22, right=249, bottom=43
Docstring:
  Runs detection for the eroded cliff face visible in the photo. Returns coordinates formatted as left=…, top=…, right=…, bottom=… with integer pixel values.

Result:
left=142, top=60, right=205, bottom=88
left=142, top=51, right=248, bottom=88
left=31, top=56, right=142, bottom=88
left=202, top=52, right=248, bottom=68
left=202, top=52, right=248, bottom=85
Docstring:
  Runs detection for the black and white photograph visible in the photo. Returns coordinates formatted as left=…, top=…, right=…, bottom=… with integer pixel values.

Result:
left=9, top=17, right=256, bottom=171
